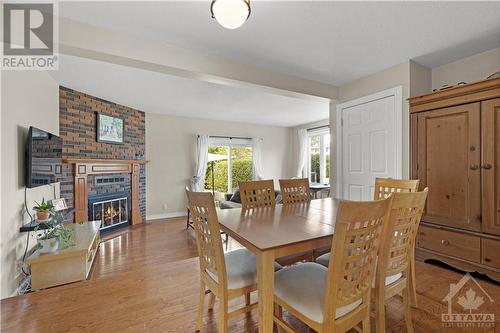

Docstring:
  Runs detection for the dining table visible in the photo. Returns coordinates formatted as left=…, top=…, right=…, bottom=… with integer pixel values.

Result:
left=217, top=197, right=339, bottom=333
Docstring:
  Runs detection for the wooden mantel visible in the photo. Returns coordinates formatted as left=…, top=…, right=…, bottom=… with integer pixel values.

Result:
left=64, top=158, right=149, bottom=225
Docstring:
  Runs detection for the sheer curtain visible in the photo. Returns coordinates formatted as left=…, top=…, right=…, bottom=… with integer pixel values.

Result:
left=296, top=128, right=308, bottom=177
left=192, top=134, right=209, bottom=191
left=252, top=138, right=264, bottom=180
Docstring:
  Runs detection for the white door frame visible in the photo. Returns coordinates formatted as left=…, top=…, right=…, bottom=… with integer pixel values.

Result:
left=335, top=86, right=403, bottom=199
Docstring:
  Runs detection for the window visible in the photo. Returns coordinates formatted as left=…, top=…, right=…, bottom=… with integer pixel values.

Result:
left=307, top=127, right=330, bottom=185
left=204, top=137, right=253, bottom=196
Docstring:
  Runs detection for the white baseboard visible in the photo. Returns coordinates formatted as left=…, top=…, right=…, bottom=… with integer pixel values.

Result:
left=146, top=211, right=187, bottom=221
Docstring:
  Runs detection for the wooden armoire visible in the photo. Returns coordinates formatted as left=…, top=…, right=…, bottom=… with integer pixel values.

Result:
left=409, top=77, right=500, bottom=282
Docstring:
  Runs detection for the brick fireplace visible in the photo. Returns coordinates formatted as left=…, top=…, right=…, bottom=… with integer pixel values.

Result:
left=59, top=87, right=146, bottom=225
left=64, top=158, right=146, bottom=225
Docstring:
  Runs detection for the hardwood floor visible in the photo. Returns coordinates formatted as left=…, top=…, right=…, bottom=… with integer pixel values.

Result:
left=1, top=217, right=499, bottom=333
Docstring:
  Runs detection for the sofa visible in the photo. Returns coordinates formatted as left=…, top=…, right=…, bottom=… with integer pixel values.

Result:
left=219, top=188, right=282, bottom=209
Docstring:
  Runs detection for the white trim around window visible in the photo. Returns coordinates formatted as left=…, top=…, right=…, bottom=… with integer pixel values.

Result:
left=306, top=126, right=330, bottom=185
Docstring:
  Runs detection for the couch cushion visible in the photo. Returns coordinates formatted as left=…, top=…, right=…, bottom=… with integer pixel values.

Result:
left=207, top=248, right=281, bottom=290
left=219, top=201, right=242, bottom=210
left=274, top=262, right=362, bottom=323
left=230, top=189, right=241, bottom=203
left=275, top=194, right=283, bottom=204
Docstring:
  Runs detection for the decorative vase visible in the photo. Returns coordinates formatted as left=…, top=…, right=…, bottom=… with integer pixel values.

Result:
left=36, top=210, right=50, bottom=221
left=37, top=238, right=59, bottom=254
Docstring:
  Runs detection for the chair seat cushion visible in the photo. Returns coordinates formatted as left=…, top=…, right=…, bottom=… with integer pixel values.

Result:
left=383, top=272, right=402, bottom=286
left=315, top=252, right=331, bottom=267
left=315, top=253, right=402, bottom=287
left=274, top=262, right=362, bottom=323
left=207, top=248, right=281, bottom=290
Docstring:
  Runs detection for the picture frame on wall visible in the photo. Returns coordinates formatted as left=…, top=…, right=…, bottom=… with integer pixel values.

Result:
left=96, top=113, right=124, bottom=144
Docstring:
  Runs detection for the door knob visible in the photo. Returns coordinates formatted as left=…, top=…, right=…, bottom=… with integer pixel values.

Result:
left=483, top=163, right=493, bottom=170
left=470, top=164, right=479, bottom=170
left=441, top=239, right=450, bottom=246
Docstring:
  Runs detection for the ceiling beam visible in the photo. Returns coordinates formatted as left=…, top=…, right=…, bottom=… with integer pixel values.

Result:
left=58, top=17, right=338, bottom=102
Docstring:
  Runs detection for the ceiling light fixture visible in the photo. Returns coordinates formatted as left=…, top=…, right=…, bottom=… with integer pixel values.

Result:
left=210, top=0, right=251, bottom=30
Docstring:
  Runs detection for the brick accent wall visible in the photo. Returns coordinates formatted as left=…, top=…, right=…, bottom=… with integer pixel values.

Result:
left=59, top=86, right=146, bottom=221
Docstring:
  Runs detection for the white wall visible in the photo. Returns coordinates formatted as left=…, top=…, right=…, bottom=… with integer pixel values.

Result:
left=431, top=47, right=500, bottom=90
left=410, top=60, right=432, bottom=96
left=145, top=113, right=293, bottom=219
left=1, top=71, right=59, bottom=299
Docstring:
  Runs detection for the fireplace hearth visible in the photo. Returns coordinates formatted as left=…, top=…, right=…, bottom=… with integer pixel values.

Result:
left=88, top=191, right=130, bottom=231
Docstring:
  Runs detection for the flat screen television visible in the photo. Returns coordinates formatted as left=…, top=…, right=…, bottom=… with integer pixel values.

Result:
left=26, top=126, right=63, bottom=189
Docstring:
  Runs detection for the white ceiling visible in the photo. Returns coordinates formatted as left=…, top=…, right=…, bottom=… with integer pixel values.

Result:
left=59, top=1, right=500, bottom=85
left=50, top=54, right=329, bottom=127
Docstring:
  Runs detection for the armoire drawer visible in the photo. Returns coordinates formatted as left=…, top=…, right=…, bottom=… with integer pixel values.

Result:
left=416, top=225, right=481, bottom=263
left=482, top=238, right=500, bottom=269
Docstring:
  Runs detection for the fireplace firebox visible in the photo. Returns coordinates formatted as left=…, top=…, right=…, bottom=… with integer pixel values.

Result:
left=88, top=191, right=131, bottom=230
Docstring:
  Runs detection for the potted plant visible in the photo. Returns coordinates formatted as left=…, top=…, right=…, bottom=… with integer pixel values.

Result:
left=36, top=226, right=60, bottom=254
left=35, top=211, right=75, bottom=254
left=33, top=198, right=54, bottom=221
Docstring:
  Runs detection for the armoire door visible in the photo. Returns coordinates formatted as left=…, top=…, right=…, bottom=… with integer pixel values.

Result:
left=417, top=103, right=481, bottom=231
left=482, top=98, right=500, bottom=235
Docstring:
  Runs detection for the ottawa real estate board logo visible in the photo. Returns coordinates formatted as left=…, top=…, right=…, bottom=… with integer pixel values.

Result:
left=441, top=273, right=495, bottom=329
left=2, top=1, right=58, bottom=70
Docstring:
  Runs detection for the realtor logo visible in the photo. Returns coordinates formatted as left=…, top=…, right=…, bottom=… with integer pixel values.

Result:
left=2, top=2, right=58, bottom=69
left=441, top=273, right=495, bottom=329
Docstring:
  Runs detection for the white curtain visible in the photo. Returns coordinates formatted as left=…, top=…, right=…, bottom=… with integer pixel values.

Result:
left=296, top=128, right=308, bottom=177
left=252, top=138, right=264, bottom=180
left=192, top=135, right=209, bottom=192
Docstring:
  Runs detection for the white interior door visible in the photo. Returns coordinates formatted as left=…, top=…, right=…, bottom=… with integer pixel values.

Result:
left=337, top=87, right=402, bottom=200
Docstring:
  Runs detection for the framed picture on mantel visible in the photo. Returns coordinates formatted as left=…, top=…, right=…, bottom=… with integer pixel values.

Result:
left=96, top=113, right=124, bottom=144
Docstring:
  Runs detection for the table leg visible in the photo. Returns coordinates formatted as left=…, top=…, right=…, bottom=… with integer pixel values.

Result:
left=257, top=250, right=275, bottom=333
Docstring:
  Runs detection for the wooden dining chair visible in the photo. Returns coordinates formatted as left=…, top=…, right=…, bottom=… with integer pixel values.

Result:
left=374, top=178, right=420, bottom=199
left=279, top=178, right=311, bottom=204
left=373, top=177, right=420, bottom=308
left=374, top=189, right=428, bottom=333
left=276, top=178, right=316, bottom=265
left=239, top=179, right=276, bottom=209
left=186, top=190, right=263, bottom=332
left=186, top=187, right=228, bottom=243
left=273, top=197, right=393, bottom=333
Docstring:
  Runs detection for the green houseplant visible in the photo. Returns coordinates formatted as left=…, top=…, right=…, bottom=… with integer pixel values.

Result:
left=35, top=211, right=75, bottom=254
left=33, top=198, right=54, bottom=221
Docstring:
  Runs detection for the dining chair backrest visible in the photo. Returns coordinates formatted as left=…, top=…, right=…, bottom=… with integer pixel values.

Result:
left=374, top=178, right=420, bottom=200
left=376, top=189, right=428, bottom=284
left=239, top=179, right=276, bottom=209
left=323, top=196, right=393, bottom=328
left=186, top=190, right=227, bottom=289
left=279, top=178, right=311, bottom=204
